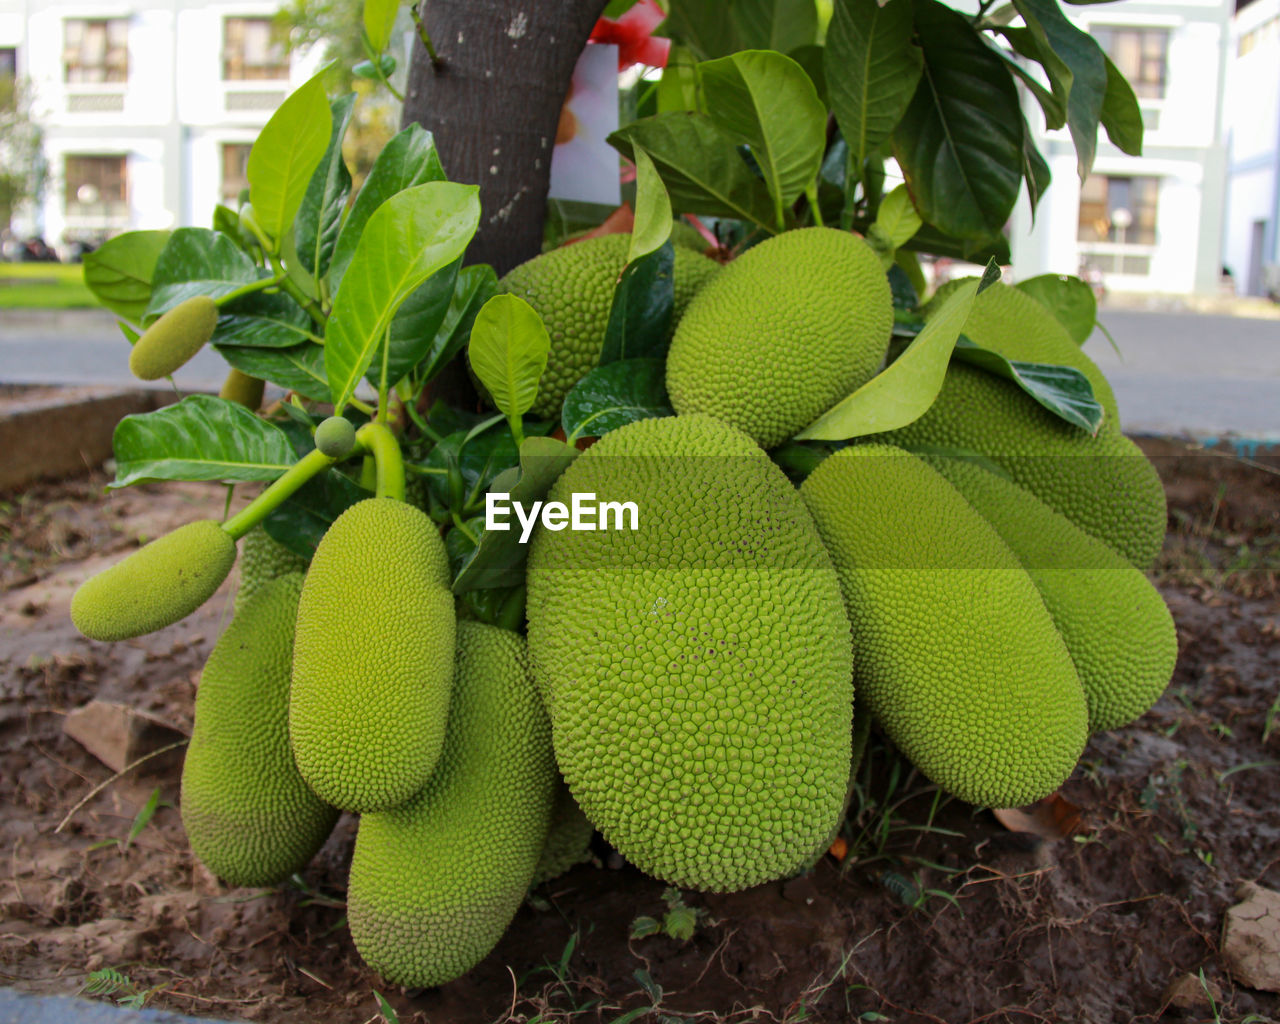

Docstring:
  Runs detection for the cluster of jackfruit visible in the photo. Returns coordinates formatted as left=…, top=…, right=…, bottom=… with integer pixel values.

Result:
left=70, top=224, right=1176, bottom=992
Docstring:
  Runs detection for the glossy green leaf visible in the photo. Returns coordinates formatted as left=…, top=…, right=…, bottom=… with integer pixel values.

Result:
left=264, top=464, right=365, bottom=559
left=875, top=184, right=922, bottom=250
left=295, top=93, right=356, bottom=283
left=600, top=243, right=675, bottom=365
left=451, top=436, right=579, bottom=593
left=630, top=148, right=673, bottom=263
left=325, top=182, right=480, bottom=412
left=424, top=425, right=521, bottom=510
left=416, top=264, right=499, bottom=384
left=786, top=44, right=827, bottom=106
left=353, top=55, right=397, bottom=79
left=953, top=338, right=1104, bottom=434
left=1015, top=273, right=1097, bottom=345
left=111, top=395, right=296, bottom=488
left=891, top=0, right=1023, bottom=241
left=363, top=0, right=399, bottom=52
left=246, top=73, right=332, bottom=246
left=898, top=221, right=1011, bottom=264
left=365, top=258, right=462, bottom=389
left=467, top=294, right=551, bottom=419
left=82, top=230, right=171, bottom=323
left=1100, top=53, right=1143, bottom=156
left=214, top=293, right=315, bottom=349
left=699, top=50, right=827, bottom=219
left=1022, top=125, right=1053, bottom=221
left=217, top=342, right=329, bottom=400
left=825, top=0, right=922, bottom=173
left=731, top=0, right=819, bottom=56
left=145, top=228, right=258, bottom=317
left=795, top=275, right=980, bottom=439
left=562, top=358, right=672, bottom=443
left=328, top=123, right=448, bottom=291
left=656, top=45, right=701, bottom=113
left=988, top=28, right=1069, bottom=131
left=609, top=113, right=780, bottom=232
left=664, top=0, right=739, bottom=59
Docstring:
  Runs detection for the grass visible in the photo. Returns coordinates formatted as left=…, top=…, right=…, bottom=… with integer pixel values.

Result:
left=0, top=262, right=98, bottom=308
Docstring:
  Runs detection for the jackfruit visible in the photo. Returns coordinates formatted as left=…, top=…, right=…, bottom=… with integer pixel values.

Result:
left=532, top=781, right=595, bottom=885
left=219, top=368, right=265, bottom=410
left=290, top=497, right=455, bottom=813
left=314, top=416, right=356, bottom=459
left=234, top=525, right=308, bottom=613
left=181, top=574, right=339, bottom=886
left=666, top=227, right=894, bottom=450
left=129, top=295, right=219, bottom=381
left=800, top=444, right=1088, bottom=808
left=71, top=520, right=236, bottom=641
left=926, top=455, right=1176, bottom=732
left=526, top=414, right=853, bottom=892
left=498, top=233, right=721, bottom=416
left=348, top=622, right=555, bottom=987
left=874, top=362, right=1166, bottom=569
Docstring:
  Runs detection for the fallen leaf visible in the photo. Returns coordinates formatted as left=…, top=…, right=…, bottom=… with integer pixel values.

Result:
left=1222, top=881, right=1280, bottom=993
left=992, top=792, right=1083, bottom=841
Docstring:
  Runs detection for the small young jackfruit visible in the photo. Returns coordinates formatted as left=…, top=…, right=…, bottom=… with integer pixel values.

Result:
left=182, top=574, right=339, bottom=886
left=218, top=368, right=265, bottom=411
left=313, top=416, right=356, bottom=459
left=129, top=295, right=219, bottom=381
left=800, top=444, right=1088, bottom=808
left=348, top=622, right=556, bottom=988
left=234, top=525, right=308, bottom=613
left=290, top=497, right=456, bottom=813
left=71, top=520, right=236, bottom=641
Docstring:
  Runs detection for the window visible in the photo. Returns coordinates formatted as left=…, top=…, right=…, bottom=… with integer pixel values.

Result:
left=63, top=19, right=128, bottom=84
left=1078, top=175, right=1158, bottom=246
left=1091, top=27, right=1168, bottom=100
left=223, top=17, right=288, bottom=81
left=0, top=48, right=15, bottom=112
left=64, top=155, right=128, bottom=219
left=1239, top=16, right=1279, bottom=57
left=221, top=143, right=253, bottom=205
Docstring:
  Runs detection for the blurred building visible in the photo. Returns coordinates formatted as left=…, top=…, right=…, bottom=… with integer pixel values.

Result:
left=0, top=0, right=320, bottom=258
left=1223, top=0, right=1279, bottom=297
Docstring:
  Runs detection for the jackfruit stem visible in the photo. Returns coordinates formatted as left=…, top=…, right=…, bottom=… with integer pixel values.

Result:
left=221, top=448, right=340, bottom=540
left=355, top=422, right=406, bottom=502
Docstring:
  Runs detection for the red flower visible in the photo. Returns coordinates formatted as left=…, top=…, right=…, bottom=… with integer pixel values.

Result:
left=589, top=0, right=671, bottom=70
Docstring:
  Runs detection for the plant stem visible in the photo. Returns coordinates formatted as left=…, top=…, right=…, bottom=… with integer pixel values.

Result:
left=355, top=421, right=406, bottom=501
left=411, top=2, right=441, bottom=66
left=451, top=510, right=479, bottom=544
left=362, top=32, right=405, bottom=102
left=805, top=180, right=825, bottom=229
left=216, top=273, right=288, bottom=307
left=220, top=447, right=339, bottom=540
left=268, top=253, right=327, bottom=328
left=377, top=325, right=392, bottom=425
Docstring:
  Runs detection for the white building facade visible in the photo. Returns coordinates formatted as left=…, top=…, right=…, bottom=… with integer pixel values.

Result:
left=0, top=0, right=321, bottom=256
left=1005, top=0, right=1234, bottom=295
left=1223, top=0, right=1280, bottom=297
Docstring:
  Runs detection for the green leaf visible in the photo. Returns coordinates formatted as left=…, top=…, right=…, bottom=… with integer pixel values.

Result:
left=214, top=291, right=315, bottom=349
left=891, top=0, right=1023, bottom=241
left=325, top=182, right=480, bottom=412
left=657, top=45, right=702, bottom=113
left=699, top=50, right=827, bottom=222
left=1015, top=273, right=1097, bottom=345
left=795, top=276, right=979, bottom=439
left=953, top=338, right=1104, bottom=434
left=825, top=0, right=923, bottom=173
left=247, top=73, right=332, bottom=246
left=664, top=0, right=738, bottom=59
left=1021, top=125, right=1052, bottom=221
left=295, top=93, right=356, bottom=283
left=373, top=990, right=400, bottom=1024
left=450, top=436, right=579, bottom=593
left=467, top=294, right=551, bottom=419
left=417, top=264, right=499, bottom=384
left=562, top=358, right=672, bottom=443
left=124, top=788, right=162, bottom=849
left=366, top=258, right=462, bottom=390
left=363, top=0, right=399, bottom=52
left=425, top=426, right=520, bottom=510
left=629, top=916, right=662, bottom=940
left=217, top=342, right=329, bottom=400
left=264, top=463, right=365, bottom=559
left=328, top=124, right=448, bottom=291
left=731, top=0, right=820, bottom=57
left=629, top=148, right=673, bottom=263
left=988, top=28, right=1069, bottom=131
left=874, top=184, right=922, bottom=250
left=898, top=221, right=1011, bottom=264
left=609, top=113, right=780, bottom=232
left=599, top=243, right=675, bottom=365
left=354, top=55, right=397, bottom=79
left=663, top=905, right=699, bottom=941
left=82, top=230, right=170, bottom=323
left=111, top=395, right=296, bottom=488
left=1100, top=53, right=1143, bottom=156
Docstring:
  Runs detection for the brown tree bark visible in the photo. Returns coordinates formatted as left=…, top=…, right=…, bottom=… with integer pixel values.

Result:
left=401, top=0, right=609, bottom=276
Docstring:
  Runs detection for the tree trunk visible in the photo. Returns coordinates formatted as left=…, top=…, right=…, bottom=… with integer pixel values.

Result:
left=402, top=0, right=609, bottom=276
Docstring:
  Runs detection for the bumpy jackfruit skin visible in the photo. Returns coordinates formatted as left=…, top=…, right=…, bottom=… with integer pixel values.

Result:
left=526, top=414, right=853, bottom=892
left=800, top=445, right=1088, bottom=808
left=290, top=498, right=456, bottom=813
left=498, top=233, right=721, bottom=416
left=71, top=520, right=236, bottom=641
left=129, top=295, right=219, bottom=380
left=348, top=622, right=556, bottom=988
left=532, top=780, right=595, bottom=885
left=234, top=525, right=308, bottom=614
left=666, top=227, right=893, bottom=449
left=874, top=362, right=1166, bottom=569
left=218, top=368, right=265, bottom=410
left=926, top=455, right=1176, bottom=732
left=182, top=574, right=339, bottom=886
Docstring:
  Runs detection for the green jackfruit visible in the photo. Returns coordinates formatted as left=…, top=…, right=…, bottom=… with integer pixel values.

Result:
left=532, top=780, right=595, bottom=885
left=71, top=520, right=236, bottom=641
left=526, top=414, right=853, bottom=892
left=666, top=226, right=893, bottom=449
left=348, top=622, right=555, bottom=988
left=129, top=295, right=219, bottom=381
left=926, top=455, right=1176, bottom=732
left=234, top=525, right=308, bottom=613
left=498, top=233, right=721, bottom=416
left=314, top=416, right=356, bottom=459
left=218, top=368, right=265, bottom=410
left=290, top=498, right=455, bottom=813
left=874, top=362, right=1166, bottom=569
left=800, top=444, right=1088, bottom=808
left=182, top=574, right=339, bottom=886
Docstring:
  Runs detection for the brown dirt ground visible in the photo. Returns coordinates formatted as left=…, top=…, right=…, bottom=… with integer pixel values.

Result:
left=0, top=439, right=1278, bottom=1024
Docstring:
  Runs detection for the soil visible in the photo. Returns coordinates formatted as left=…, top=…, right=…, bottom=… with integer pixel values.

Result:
left=1, top=440, right=1278, bottom=1024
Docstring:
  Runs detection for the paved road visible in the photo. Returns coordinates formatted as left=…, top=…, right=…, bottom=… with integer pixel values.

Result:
left=1, top=307, right=1277, bottom=440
